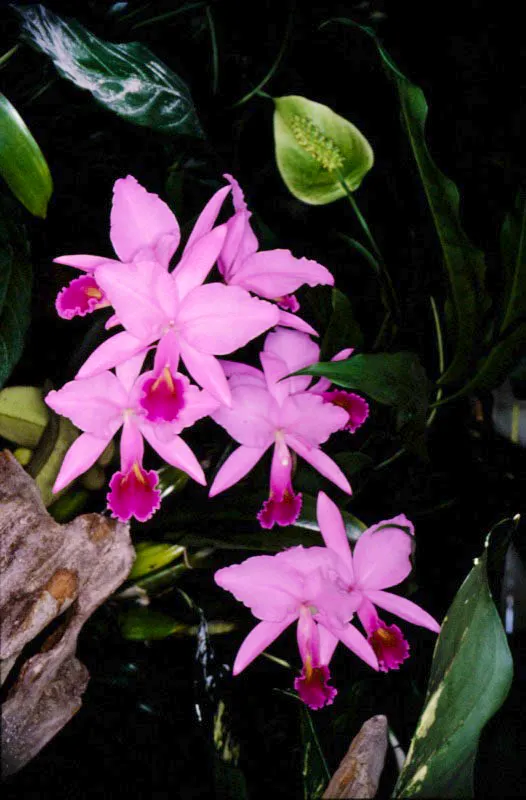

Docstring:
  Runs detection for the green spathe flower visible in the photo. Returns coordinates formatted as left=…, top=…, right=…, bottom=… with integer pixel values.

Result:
left=273, top=95, right=374, bottom=205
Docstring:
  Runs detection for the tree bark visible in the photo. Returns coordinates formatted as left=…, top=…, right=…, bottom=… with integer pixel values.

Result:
left=0, top=450, right=134, bottom=776
left=323, top=715, right=388, bottom=799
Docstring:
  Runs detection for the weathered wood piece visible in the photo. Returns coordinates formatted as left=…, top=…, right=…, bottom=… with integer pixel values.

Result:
left=322, top=714, right=388, bottom=799
left=0, top=450, right=134, bottom=776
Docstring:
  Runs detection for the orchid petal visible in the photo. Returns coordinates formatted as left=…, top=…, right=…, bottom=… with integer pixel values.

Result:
left=110, top=175, right=180, bottom=266
left=316, top=492, right=353, bottom=576
left=231, top=249, right=334, bottom=298
left=209, top=444, right=269, bottom=497
left=318, top=625, right=339, bottom=666
left=141, top=425, right=206, bottom=485
left=153, top=330, right=180, bottom=375
left=174, top=224, right=227, bottom=299
left=115, top=352, right=147, bottom=393
left=105, top=313, right=120, bottom=330
left=55, top=275, right=107, bottom=320
left=76, top=332, right=147, bottom=379
left=178, top=283, right=279, bottom=355
left=353, top=523, right=413, bottom=590
left=95, top=261, right=168, bottom=341
left=214, top=555, right=303, bottom=622
left=260, top=352, right=291, bottom=405
left=53, top=255, right=121, bottom=272
left=330, top=621, right=379, bottom=671
left=220, top=360, right=266, bottom=384
left=53, top=433, right=111, bottom=492
left=287, top=434, right=352, bottom=494
left=211, top=383, right=275, bottom=446
left=366, top=590, right=441, bottom=633
left=119, top=417, right=144, bottom=471
left=281, top=394, right=348, bottom=446
left=184, top=184, right=232, bottom=253
left=46, top=373, right=126, bottom=437
left=179, top=340, right=231, bottom=406
left=277, top=309, right=318, bottom=336
left=233, top=619, right=293, bottom=675
left=264, top=328, right=320, bottom=385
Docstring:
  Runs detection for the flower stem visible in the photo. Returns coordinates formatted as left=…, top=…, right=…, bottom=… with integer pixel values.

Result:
left=232, top=5, right=294, bottom=107
left=336, top=172, right=400, bottom=323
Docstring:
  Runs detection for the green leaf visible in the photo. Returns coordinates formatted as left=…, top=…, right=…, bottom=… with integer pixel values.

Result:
left=499, top=189, right=526, bottom=334
left=119, top=607, right=184, bottom=640
left=300, top=705, right=330, bottom=799
left=0, top=385, right=49, bottom=447
left=0, top=93, right=53, bottom=218
left=0, top=204, right=32, bottom=390
left=325, top=19, right=488, bottom=385
left=296, top=352, right=430, bottom=455
left=128, top=541, right=185, bottom=581
left=16, top=4, right=203, bottom=137
left=273, top=94, right=373, bottom=205
left=333, top=451, right=374, bottom=479
left=321, top=287, right=364, bottom=359
left=27, top=414, right=79, bottom=506
left=394, top=519, right=516, bottom=798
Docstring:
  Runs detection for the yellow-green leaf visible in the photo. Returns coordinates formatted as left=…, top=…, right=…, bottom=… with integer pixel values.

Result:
left=128, top=541, right=186, bottom=581
left=0, top=93, right=52, bottom=218
left=273, top=95, right=373, bottom=205
left=0, top=385, right=49, bottom=447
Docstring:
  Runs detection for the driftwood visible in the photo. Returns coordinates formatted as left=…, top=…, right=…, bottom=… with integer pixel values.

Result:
left=0, top=450, right=134, bottom=777
left=323, top=715, right=388, bottom=799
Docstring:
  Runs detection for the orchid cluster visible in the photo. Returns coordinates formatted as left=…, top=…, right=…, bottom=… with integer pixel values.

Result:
left=216, top=493, right=440, bottom=709
left=46, top=174, right=439, bottom=709
left=46, top=174, right=367, bottom=526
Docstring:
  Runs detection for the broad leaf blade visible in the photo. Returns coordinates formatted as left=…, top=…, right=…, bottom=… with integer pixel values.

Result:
left=0, top=93, right=53, bottom=218
left=0, top=385, right=49, bottom=447
left=16, top=4, right=203, bottom=137
left=321, top=287, right=364, bottom=359
left=499, top=189, right=526, bottom=334
left=394, top=521, right=516, bottom=798
left=274, top=94, right=373, bottom=205
left=326, top=19, right=488, bottom=386
left=296, top=352, right=430, bottom=455
left=0, top=204, right=32, bottom=389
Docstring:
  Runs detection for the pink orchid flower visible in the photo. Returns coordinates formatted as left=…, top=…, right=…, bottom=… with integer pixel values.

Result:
left=45, top=353, right=218, bottom=522
left=74, top=249, right=280, bottom=406
left=210, top=329, right=352, bottom=528
left=54, top=175, right=231, bottom=321
left=215, top=546, right=379, bottom=709
left=316, top=492, right=441, bottom=672
left=217, top=174, right=334, bottom=336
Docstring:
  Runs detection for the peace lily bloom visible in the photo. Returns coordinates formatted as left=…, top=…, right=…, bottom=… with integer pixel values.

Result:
left=210, top=329, right=352, bottom=528
left=218, top=174, right=334, bottom=335
left=215, top=545, right=379, bottom=709
left=54, top=175, right=231, bottom=322
left=45, top=353, right=218, bottom=522
left=316, top=492, right=441, bottom=671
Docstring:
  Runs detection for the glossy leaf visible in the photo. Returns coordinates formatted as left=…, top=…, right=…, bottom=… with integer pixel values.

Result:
left=325, top=19, right=488, bottom=385
left=296, top=352, right=430, bottom=454
left=128, top=541, right=185, bottom=581
left=394, top=520, right=516, bottom=798
left=119, top=607, right=184, bottom=640
left=16, top=4, right=203, bottom=137
left=273, top=94, right=373, bottom=205
left=0, top=93, right=53, bottom=218
left=321, top=287, right=363, bottom=359
left=300, top=705, right=330, bottom=800
left=27, top=415, right=79, bottom=506
left=499, top=189, right=526, bottom=334
left=0, top=385, right=49, bottom=447
left=0, top=205, right=32, bottom=390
